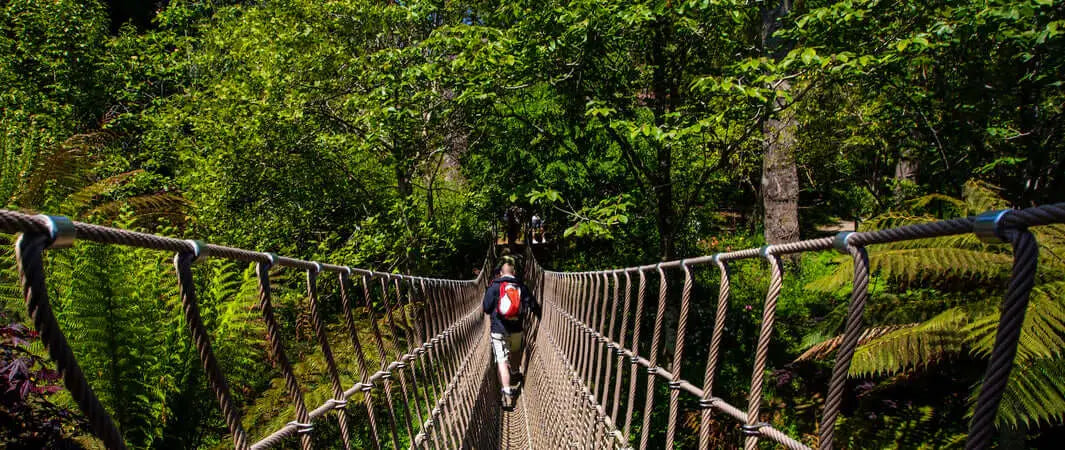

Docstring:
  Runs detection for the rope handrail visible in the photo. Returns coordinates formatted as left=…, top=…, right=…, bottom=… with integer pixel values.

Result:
left=526, top=202, right=1065, bottom=450
left=544, top=202, right=1065, bottom=275
left=0, top=209, right=483, bottom=284
left=0, top=208, right=494, bottom=449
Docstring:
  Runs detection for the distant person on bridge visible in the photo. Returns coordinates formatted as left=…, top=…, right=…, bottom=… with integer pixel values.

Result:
left=530, top=214, right=543, bottom=243
left=482, top=254, right=539, bottom=406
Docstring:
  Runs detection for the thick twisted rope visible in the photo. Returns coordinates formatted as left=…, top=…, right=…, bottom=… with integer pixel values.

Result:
left=699, top=257, right=730, bottom=447
left=966, top=227, right=1039, bottom=450
left=337, top=272, right=382, bottom=450
left=360, top=275, right=403, bottom=450
left=593, top=273, right=609, bottom=406
left=639, top=265, right=669, bottom=450
left=666, top=262, right=694, bottom=448
left=818, top=243, right=869, bottom=450
left=744, top=253, right=784, bottom=450
left=608, top=271, right=625, bottom=424
left=624, top=269, right=647, bottom=439
left=379, top=276, right=419, bottom=441
left=304, top=269, right=352, bottom=450
left=254, top=261, right=313, bottom=450
left=174, top=252, right=249, bottom=450
left=16, top=232, right=126, bottom=449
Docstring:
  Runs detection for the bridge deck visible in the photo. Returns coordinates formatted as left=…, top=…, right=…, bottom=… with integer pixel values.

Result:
left=498, top=393, right=532, bottom=450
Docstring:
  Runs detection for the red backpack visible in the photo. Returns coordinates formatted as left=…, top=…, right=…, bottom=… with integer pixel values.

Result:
left=497, top=280, right=522, bottom=320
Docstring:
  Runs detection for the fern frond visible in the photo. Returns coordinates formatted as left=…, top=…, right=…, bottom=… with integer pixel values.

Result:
left=848, top=308, right=970, bottom=377
left=967, top=282, right=1065, bottom=362
left=804, top=253, right=852, bottom=293
left=982, top=358, right=1065, bottom=430
left=905, top=194, right=968, bottom=217
left=15, top=131, right=114, bottom=209
left=807, top=248, right=1012, bottom=292
left=62, top=170, right=143, bottom=214
left=962, top=180, right=1009, bottom=213
left=876, top=233, right=992, bottom=252
left=87, top=193, right=190, bottom=225
left=875, top=248, right=1011, bottom=285
left=858, top=213, right=937, bottom=232
left=795, top=325, right=911, bottom=362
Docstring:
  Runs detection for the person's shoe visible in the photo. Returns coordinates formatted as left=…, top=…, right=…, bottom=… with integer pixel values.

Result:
left=501, top=388, right=514, bottom=409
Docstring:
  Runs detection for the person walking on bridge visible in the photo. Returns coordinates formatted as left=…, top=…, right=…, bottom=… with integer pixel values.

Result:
left=482, top=255, right=539, bottom=406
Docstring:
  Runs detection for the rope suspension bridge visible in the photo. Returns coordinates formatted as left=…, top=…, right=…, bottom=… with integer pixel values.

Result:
left=1, top=203, right=1064, bottom=449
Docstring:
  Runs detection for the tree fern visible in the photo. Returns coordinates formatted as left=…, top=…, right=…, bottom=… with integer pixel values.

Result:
left=201, top=260, right=269, bottom=399
left=46, top=219, right=180, bottom=447
left=989, top=358, right=1065, bottom=430
left=846, top=308, right=969, bottom=377
left=967, top=282, right=1065, bottom=362
left=807, top=247, right=1012, bottom=293
left=796, top=324, right=911, bottom=363
left=800, top=180, right=1065, bottom=432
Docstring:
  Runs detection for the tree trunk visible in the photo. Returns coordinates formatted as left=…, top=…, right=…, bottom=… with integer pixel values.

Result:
left=761, top=1, right=800, bottom=247
left=656, top=148, right=676, bottom=260
left=893, top=150, right=918, bottom=202
left=651, top=17, right=677, bottom=260
left=762, top=92, right=800, bottom=246
left=395, top=160, right=413, bottom=198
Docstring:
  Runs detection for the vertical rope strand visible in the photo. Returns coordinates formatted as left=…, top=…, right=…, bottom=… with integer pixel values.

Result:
left=624, top=269, right=648, bottom=441
left=378, top=276, right=418, bottom=443
left=699, top=257, right=731, bottom=448
left=255, top=261, right=313, bottom=450
left=639, top=265, right=669, bottom=450
left=360, top=275, right=403, bottom=450
left=16, top=233, right=127, bottom=449
left=966, top=228, right=1039, bottom=450
left=666, top=262, right=694, bottom=448
left=609, top=271, right=626, bottom=425
left=337, top=272, right=382, bottom=450
left=174, top=252, right=249, bottom=450
left=744, top=253, right=784, bottom=450
left=817, top=244, right=870, bottom=450
left=304, top=268, right=352, bottom=449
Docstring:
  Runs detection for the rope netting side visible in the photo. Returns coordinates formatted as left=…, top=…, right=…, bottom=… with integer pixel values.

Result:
left=528, top=202, right=1065, bottom=449
left=0, top=209, right=490, bottom=450
left=3, top=200, right=1065, bottom=449
left=520, top=270, right=621, bottom=449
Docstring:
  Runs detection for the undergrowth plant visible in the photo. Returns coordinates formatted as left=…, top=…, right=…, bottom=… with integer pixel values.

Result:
left=798, top=181, right=1065, bottom=443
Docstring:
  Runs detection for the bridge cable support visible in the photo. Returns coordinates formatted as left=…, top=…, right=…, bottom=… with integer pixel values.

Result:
left=973, top=209, right=1010, bottom=243
left=36, top=214, right=75, bottom=249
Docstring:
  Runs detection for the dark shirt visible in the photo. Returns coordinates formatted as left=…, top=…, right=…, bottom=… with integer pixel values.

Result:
left=482, top=275, right=540, bottom=334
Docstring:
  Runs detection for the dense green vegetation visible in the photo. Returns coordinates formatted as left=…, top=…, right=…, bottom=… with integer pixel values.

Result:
left=1, top=0, right=1063, bottom=448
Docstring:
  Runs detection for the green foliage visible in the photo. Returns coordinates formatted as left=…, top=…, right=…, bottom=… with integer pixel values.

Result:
left=802, top=182, right=1065, bottom=431
left=47, top=215, right=179, bottom=447
left=529, top=189, right=632, bottom=239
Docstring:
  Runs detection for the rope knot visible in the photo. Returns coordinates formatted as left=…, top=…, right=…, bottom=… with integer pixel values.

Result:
left=35, top=214, right=75, bottom=249
left=698, top=398, right=719, bottom=409
left=741, top=422, right=769, bottom=436
left=287, top=421, right=313, bottom=434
